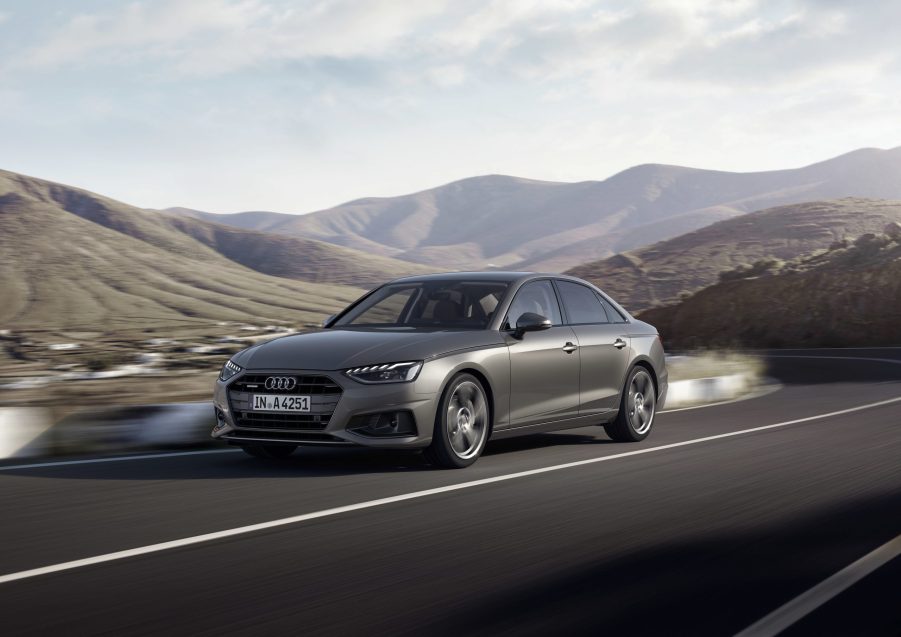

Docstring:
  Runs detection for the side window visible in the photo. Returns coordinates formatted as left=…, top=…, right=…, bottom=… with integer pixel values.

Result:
left=596, top=293, right=628, bottom=323
left=556, top=280, right=609, bottom=325
left=505, top=280, right=563, bottom=328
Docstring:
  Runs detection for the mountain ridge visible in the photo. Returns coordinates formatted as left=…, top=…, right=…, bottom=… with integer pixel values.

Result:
left=165, top=146, right=901, bottom=272
left=1, top=169, right=432, bottom=287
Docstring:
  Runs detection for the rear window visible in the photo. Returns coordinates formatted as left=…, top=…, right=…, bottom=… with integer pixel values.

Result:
left=596, top=293, right=628, bottom=323
left=556, top=280, right=608, bottom=325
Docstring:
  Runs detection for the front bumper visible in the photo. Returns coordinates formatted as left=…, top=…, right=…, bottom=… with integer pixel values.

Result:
left=212, top=369, right=439, bottom=448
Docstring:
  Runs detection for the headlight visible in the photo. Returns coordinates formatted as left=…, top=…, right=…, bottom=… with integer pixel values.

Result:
left=219, top=359, right=243, bottom=382
left=345, top=361, right=422, bottom=384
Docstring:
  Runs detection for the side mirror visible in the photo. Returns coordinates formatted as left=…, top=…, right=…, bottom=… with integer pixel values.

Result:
left=513, top=312, right=552, bottom=339
left=322, top=314, right=335, bottom=328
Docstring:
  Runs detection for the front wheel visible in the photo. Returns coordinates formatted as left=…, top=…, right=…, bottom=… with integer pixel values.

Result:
left=604, top=367, right=657, bottom=442
left=424, top=374, right=490, bottom=468
left=240, top=444, right=297, bottom=459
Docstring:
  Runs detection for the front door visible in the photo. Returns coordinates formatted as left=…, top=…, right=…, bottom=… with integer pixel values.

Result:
left=504, top=280, right=581, bottom=428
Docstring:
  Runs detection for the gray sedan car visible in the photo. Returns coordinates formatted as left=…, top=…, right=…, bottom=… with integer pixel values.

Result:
left=213, top=272, right=667, bottom=468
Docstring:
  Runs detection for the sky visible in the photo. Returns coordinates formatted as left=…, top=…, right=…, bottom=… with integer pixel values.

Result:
left=0, top=0, right=899, bottom=213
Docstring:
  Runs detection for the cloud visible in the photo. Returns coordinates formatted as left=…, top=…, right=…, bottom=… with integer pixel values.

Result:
left=14, top=1, right=901, bottom=90
left=20, top=0, right=451, bottom=75
left=652, top=1, right=901, bottom=87
left=432, top=0, right=594, bottom=53
left=426, top=64, right=467, bottom=88
left=22, top=1, right=262, bottom=68
left=1, top=0, right=899, bottom=212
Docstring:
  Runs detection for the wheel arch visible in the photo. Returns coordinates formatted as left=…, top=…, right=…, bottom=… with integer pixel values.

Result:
left=441, top=366, right=496, bottom=438
left=629, top=357, right=660, bottom=398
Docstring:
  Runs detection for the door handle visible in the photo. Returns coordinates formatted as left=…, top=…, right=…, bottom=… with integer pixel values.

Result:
left=613, top=338, right=627, bottom=349
left=562, top=342, right=578, bottom=353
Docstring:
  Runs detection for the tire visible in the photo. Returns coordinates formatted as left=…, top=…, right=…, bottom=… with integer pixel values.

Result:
left=424, top=373, right=490, bottom=468
left=240, top=444, right=297, bottom=459
left=604, top=366, right=657, bottom=442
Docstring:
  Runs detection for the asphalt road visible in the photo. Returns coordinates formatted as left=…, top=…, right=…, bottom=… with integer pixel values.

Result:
left=1, top=349, right=900, bottom=636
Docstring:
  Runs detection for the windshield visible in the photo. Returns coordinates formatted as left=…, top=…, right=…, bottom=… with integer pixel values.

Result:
left=334, top=280, right=510, bottom=329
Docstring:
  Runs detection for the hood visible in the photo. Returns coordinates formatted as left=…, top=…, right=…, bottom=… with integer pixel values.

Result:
left=234, top=327, right=505, bottom=371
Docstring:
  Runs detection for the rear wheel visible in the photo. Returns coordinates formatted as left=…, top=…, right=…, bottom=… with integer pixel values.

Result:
left=424, top=374, right=490, bottom=468
left=240, top=444, right=297, bottom=459
left=605, top=367, right=656, bottom=442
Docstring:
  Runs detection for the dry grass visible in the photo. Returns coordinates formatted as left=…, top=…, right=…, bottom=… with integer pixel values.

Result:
left=0, top=170, right=365, bottom=331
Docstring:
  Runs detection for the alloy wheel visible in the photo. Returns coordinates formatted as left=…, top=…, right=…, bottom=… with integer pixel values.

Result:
left=445, top=380, right=489, bottom=459
left=628, top=370, right=656, bottom=435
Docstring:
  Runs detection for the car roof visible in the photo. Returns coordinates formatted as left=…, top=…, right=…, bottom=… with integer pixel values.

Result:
left=389, top=271, right=603, bottom=285
left=389, top=271, right=556, bottom=284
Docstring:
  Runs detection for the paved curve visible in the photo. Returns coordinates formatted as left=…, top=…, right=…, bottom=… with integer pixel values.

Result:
left=0, top=350, right=899, bottom=636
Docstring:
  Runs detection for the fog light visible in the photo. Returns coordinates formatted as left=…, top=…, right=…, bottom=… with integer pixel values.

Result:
left=348, top=411, right=417, bottom=437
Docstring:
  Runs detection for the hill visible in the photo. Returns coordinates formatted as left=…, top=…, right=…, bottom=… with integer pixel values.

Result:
left=162, top=215, right=433, bottom=286
left=0, top=170, right=364, bottom=330
left=167, top=146, right=901, bottom=271
left=565, top=199, right=901, bottom=312
left=164, top=207, right=292, bottom=232
left=638, top=224, right=901, bottom=348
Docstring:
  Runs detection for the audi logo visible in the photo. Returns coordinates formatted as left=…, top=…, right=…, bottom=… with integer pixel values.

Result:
left=265, top=376, right=297, bottom=391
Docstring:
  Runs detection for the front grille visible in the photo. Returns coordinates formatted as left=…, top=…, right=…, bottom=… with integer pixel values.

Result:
left=227, top=373, right=342, bottom=432
left=229, top=374, right=342, bottom=395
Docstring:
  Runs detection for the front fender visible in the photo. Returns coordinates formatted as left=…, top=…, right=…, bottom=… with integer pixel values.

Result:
left=422, top=345, right=511, bottom=432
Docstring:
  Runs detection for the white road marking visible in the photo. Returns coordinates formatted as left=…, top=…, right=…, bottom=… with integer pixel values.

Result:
left=0, top=449, right=238, bottom=471
left=735, top=534, right=901, bottom=637
left=1, top=394, right=900, bottom=586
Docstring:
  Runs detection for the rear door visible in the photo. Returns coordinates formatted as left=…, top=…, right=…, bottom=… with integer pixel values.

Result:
left=554, top=280, right=631, bottom=416
left=504, top=279, right=581, bottom=428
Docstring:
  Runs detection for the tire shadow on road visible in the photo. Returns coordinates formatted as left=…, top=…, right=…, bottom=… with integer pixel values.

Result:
left=484, top=432, right=614, bottom=457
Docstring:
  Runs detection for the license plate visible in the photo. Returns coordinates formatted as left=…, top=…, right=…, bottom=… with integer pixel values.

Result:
left=252, top=394, right=311, bottom=412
